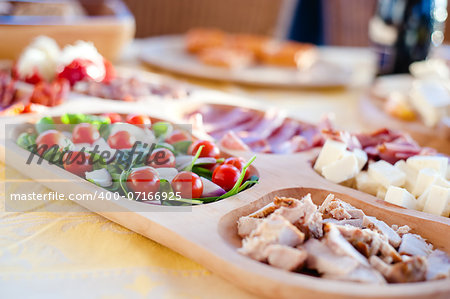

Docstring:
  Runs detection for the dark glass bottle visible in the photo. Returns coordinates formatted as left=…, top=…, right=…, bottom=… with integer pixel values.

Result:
left=369, top=0, right=447, bottom=75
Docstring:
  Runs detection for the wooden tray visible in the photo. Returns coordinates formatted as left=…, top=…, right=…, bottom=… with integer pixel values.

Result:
left=2, top=113, right=450, bottom=299
left=139, top=35, right=357, bottom=89
left=0, top=0, right=135, bottom=61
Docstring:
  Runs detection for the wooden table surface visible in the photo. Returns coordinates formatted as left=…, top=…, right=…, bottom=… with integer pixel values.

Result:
left=0, top=39, right=378, bottom=298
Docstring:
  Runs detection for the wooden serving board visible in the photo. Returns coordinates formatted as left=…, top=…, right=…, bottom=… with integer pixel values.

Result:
left=139, top=35, right=358, bottom=89
left=2, top=114, right=450, bottom=299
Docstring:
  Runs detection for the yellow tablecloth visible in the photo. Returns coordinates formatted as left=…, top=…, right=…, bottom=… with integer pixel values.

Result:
left=0, top=41, right=374, bottom=298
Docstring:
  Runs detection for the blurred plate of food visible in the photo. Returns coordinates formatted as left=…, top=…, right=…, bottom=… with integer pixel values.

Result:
left=139, top=29, right=372, bottom=89
left=0, top=0, right=135, bottom=61
left=359, top=59, right=450, bottom=154
left=0, top=36, right=191, bottom=117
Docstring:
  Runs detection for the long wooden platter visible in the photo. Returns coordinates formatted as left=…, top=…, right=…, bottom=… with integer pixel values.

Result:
left=2, top=113, right=450, bottom=299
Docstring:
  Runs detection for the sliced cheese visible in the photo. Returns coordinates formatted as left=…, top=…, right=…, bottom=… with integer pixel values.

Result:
left=322, top=153, right=359, bottom=184
left=412, top=168, right=439, bottom=197
left=385, top=186, right=417, bottom=209
left=356, top=171, right=379, bottom=196
left=394, top=160, right=418, bottom=193
left=313, top=139, right=347, bottom=173
left=376, top=186, right=387, bottom=199
left=353, top=148, right=368, bottom=171
left=406, top=155, right=448, bottom=177
left=417, top=176, right=450, bottom=211
left=368, top=160, right=406, bottom=188
left=409, top=80, right=450, bottom=127
left=423, top=185, right=450, bottom=217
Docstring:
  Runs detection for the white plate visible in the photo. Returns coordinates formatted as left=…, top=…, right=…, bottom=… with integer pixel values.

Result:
left=139, top=35, right=365, bottom=88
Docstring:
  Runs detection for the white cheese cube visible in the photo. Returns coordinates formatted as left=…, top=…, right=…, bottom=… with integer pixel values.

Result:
left=322, top=154, right=359, bottom=184
left=412, top=168, right=439, bottom=197
left=314, top=139, right=347, bottom=173
left=417, top=177, right=450, bottom=211
left=353, top=148, right=368, bottom=171
left=409, top=80, right=450, bottom=127
left=385, top=186, right=417, bottom=210
left=368, top=160, right=406, bottom=188
left=376, top=186, right=387, bottom=199
left=406, top=155, right=448, bottom=177
left=446, top=166, right=450, bottom=180
left=394, top=160, right=418, bottom=193
left=356, top=171, right=379, bottom=196
left=423, top=185, right=450, bottom=217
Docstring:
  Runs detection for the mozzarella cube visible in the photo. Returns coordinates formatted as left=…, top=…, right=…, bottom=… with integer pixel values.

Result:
left=423, top=185, right=450, bottom=217
left=314, top=139, right=347, bottom=173
left=394, top=160, right=418, bottom=192
left=409, top=80, right=450, bottom=127
left=417, top=177, right=450, bottom=211
left=368, top=160, right=406, bottom=188
left=376, top=186, right=387, bottom=199
left=412, top=168, right=439, bottom=197
left=353, top=148, right=368, bottom=171
left=356, top=171, right=379, bottom=196
left=322, top=153, right=359, bottom=184
left=385, top=186, right=417, bottom=209
left=406, top=155, right=448, bottom=177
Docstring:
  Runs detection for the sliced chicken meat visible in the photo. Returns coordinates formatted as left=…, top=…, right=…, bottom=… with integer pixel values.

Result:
left=398, top=234, right=433, bottom=257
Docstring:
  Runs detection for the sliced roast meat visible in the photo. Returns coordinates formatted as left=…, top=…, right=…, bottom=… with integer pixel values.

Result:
left=265, top=244, right=308, bottom=271
left=426, top=250, right=450, bottom=280
left=369, top=255, right=427, bottom=283
left=239, top=214, right=305, bottom=261
left=398, top=234, right=433, bottom=257
left=363, top=216, right=401, bottom=248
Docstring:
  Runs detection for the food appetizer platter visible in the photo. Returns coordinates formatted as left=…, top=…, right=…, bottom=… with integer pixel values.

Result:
left=2, top=105, right=450, bottom=298
left=0, top=36, right=191, bottom=117
left=359, top=59, right=450, bottom=154
left=139, top=32, right=355, bottom=88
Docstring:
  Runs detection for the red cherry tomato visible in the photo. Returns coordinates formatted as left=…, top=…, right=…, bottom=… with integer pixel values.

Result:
left=63, top=151, right=93, bottom=177
left=147, top=148, right=176, bottom=168
left=189, top=140, right=220, bottom=159
left=36, top=130, right=68, bottom=154
left=127, top=166, right=160, bottom=198
left=101, top=113, right=122, bottom=123
left=165, top=130, right=190, bottom=144
left=23, top=68, right=43, bottom=84
left=224, top=157, right=249, bottom=181
left=72, top=123, right=100, bottom=144
left=126, top=114, right=151, bottom=126
left=171, top=171, right=203, bottom=199
left=212, top=164, right=240, bottom=191
left=102, top=59, right=116, bottom=83
left=107, top=131, right=135, bottom=149
left=57, top=59, right=89, bottom=86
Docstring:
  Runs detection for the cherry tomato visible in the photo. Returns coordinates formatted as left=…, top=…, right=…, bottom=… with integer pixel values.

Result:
left=212, top=164, right=240, bottom=191
left=36, top=130, right=68, bottom=154
left=101, top=113, right=122, bottom=123
left=127, top=166, right=160, bottom=197
left=171, top=171, right=203, bottom=199
left=107, top=131, right=135, bottom=149
left=126, top=114, right=151, bottom=126
left=72, top=123, right=100, bottom=144
left=189, top=140, right=220, bottom=159
left=63, top=151, right=93, bottom=177
left=102, top=59, right=116, bottom=83
left=224, top=157, right=249, bottom=181
left=165, top=130, right=190, bottom=144
left=147, top=148, right=176, bottom=168
left=57, top=59, right=89, bottom=86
